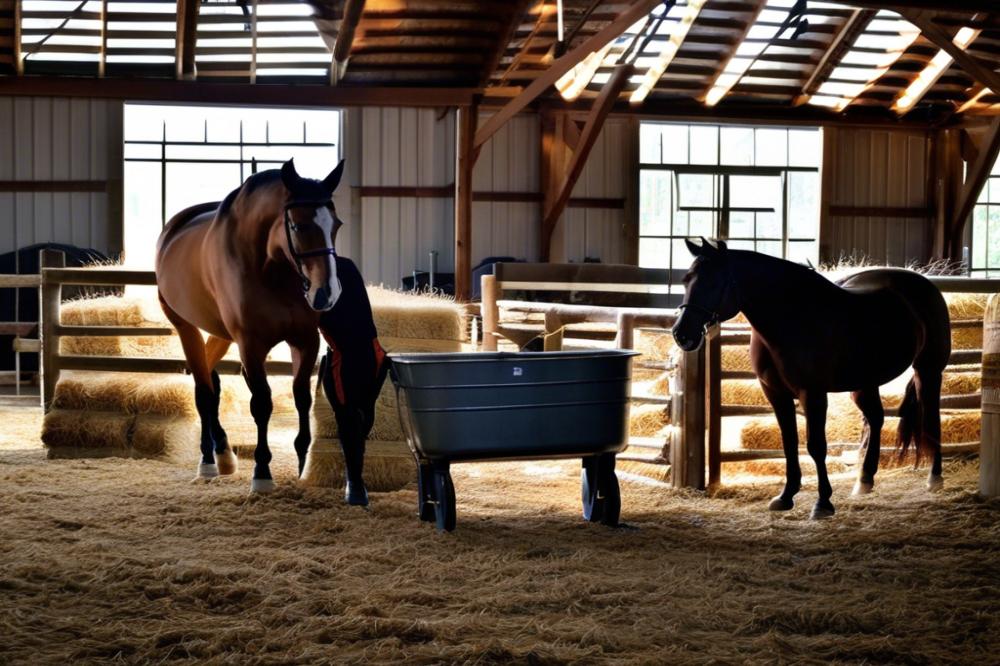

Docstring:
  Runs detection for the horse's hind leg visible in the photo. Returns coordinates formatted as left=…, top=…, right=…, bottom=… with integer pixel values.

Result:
left=802, top=391, right=834, bottom=519
left=288, top=334, right=320, bottom=478
left=760, top=378, right=801, bottom=511
left=205, top=335, right=237, bottom=475
left=915, top=369, right=945, bottom=491
left=239, top=343, right=275, bottom=493
left=850, top=387, right=883, bottom=496
left=159, top=295, right=219, bottom=480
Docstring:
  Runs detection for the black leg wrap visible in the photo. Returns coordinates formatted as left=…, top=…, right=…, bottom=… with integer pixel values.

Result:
left=194, top=383, right=218, bottom=465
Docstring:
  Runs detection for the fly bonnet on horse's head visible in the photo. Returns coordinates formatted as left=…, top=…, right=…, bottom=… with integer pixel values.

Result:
left=672, top=236, right=738, bottom=352
left=279, top=158, right=347, bottom=313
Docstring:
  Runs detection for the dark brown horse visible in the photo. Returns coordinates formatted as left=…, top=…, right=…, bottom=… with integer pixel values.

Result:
left=156, top=159, right=344, bottom=494
left=672, top=239, right=951, bottom=519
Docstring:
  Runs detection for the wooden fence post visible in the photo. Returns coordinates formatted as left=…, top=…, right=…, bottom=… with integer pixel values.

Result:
left=481, top=274, right=499, bottom=351
left=672, top=345, right=706, bottom=490
left=39, top=249, right=65, bottom=411
left=706, top=326, right=722, bottom=488
left=981, top=293, right=1000, bottom=497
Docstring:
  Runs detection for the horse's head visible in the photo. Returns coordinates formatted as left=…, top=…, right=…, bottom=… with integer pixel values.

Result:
left=280, top=158, right=345, bottom=312
left=672, top=237, right=739, bottom=352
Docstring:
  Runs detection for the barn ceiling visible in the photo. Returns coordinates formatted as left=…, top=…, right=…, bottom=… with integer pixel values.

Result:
left=0, top=0, right=998, bottom=123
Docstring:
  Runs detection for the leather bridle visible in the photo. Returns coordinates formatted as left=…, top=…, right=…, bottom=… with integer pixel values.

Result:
left=283, top=198, right=339, bottom=291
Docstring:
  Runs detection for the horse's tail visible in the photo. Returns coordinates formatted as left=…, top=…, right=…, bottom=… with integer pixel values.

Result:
left=896, top=372, right=942, bottom=464
left=896, top=377, right=922, bottom=459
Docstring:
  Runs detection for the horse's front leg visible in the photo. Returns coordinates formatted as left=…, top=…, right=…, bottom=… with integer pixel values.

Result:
left=760, top=379, right=801, bottom=511
left=205, top=335, right=236, bottom=475
left=288, top=334, right=320, bottom=478
left=802, top=391, right=834, bottom=519
left=850, top=387, right=883, bottom=496
left=240, top=345, right=275, bottom=493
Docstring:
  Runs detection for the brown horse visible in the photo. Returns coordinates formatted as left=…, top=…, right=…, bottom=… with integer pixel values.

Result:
left=672, top=239, right=951, bottom=519
left=156, top=159, right=344, bottom=493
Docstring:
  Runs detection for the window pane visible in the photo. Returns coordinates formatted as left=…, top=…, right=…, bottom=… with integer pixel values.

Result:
left=991, top=207, right=1000, bottom=269
left=988, top=178, right=1000, bottom=204
left=640, top=124, right=662, bottom=164
left=730, top=175, right=781, bottom=211
left=639, top=170, right=671, bottom=236
left=755, top=128, right=788, bottom=167
left=787, top=240, right=817, bottom=265
left=756, top=212, right=782, bottom=239
left=788, top=172, right=819, bottom=238
left=123, top=161, right=162, bottom=268
left=788, top=129, right=821, bottom=167
left=729, top=211, right=754, bottom=239
left=756, top=240, right=782, bottom=257
left=166, top=163, right=242, bottom=218
left=973, top=206, right=987, bottom=269
left=639, top=238, right=671, bottom=269
left=689, top=211, right=715, bottom=238
left=677, top=173, right=716, bottom=209
left=727, top=240, right=754, bottom=251
left=690, top=125, right=718, bottom=165
left=672, top=210, right=690, bottom=236
left=720, top=127, right=754, bottom=166
left=660, top=125, right=689, bottom=165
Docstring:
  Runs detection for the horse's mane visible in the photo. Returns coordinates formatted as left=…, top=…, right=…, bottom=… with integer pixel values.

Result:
left=731, top=249, right=841, bottom=293
left=217, top=169, right=282, bottom=217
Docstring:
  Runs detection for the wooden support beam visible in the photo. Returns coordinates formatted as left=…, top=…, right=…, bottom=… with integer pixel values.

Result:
left=480, top=0, right=532, bottom=87
left=630, top=0, right=707, bottom=105
left=176, top=0, right=199, bottom=80
left=331, top=0, right=365, bottom=83
left=950, top=116, right=1000, bottom=257
left=98, top=0, right=107, bottom=77
left=826, top=1, right=997, bottom=11
left=250, top=0, right=258, bottom=84
left=894, top=21, right=982, bottom=114
left=454, top=102, right=478, bottom=302
left=904, top=11, right=1000, bottom=94
left=540, top=64, right=633, bottom=261
left=14, top=0, right=23, bottom=75
left=793, top=9, right=876, bottom=107
left=702, top=0, right=767, bottom=106
left=474, top=0, right=661, bottom=151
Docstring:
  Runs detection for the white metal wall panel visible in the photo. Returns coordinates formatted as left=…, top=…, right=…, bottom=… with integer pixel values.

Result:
left=824, top=127, right=930, bottom=266
left=472, top=113, right=540, bottom=264
left=0, top=96, right=123, bottom=257
left=354, top=106, right=455, bottom=288
left=561, top=118, right=632, bottom=264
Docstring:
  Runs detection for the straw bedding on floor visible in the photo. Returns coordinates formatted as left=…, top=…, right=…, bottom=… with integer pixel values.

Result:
left=2, top=406, right=999, bottom=664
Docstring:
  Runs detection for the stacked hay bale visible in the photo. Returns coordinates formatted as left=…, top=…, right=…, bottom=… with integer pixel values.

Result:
left=43, top=294, right=295, bottom=461
left=301, top=287, right=467, bottom=491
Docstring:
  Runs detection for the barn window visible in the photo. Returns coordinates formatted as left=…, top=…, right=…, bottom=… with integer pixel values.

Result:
left=121, top=103, right=341, bottom=269
left=970, top=155, right=1000, bottom=277
left=637, top=122, right=821, bottom=276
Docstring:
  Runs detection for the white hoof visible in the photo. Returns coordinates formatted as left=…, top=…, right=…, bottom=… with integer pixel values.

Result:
left=852, top=480, right=874, bottom=496
left=927, top=474, right=944, bottom=492
left=250, top=478, right=276, bottom=494
left=196, top=463, right=219, bottom=480
left=216, top=448, right=238, bottom=476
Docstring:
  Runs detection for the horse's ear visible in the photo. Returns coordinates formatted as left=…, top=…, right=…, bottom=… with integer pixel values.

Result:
left=715, top=239, right=728, bottom=252
left=322, top=159, right=346, bottom=192
left=280, top=159, right=299, bottom=190
left=685, top=238, right=703, bottom=257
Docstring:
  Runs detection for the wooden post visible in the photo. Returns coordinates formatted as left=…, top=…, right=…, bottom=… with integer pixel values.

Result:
left=39, top=249, right=65, bottom=411
left=616, top=312, right=635, bottom=350
left=480, top=274, right=499, bottom=352
left=706, top=327, right=722, bottom=488
left=671, top=345, right=706, bottom=490
left=454, top=102, right=478, bottom=301
left=981, top=293, right=1000, bottom=497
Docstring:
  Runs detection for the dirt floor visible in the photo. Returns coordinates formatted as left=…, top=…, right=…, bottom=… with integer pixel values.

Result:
left=2, top=405, right=999, bottom=665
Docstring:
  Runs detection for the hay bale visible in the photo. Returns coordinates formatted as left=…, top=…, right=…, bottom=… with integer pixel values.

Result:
left=629, top=404, right=668, bottom=437
left=722, top=380, right=769, bottom=407
left=952, top=325, right=983, bottom=351
left=299, top=438, right=414, bottom=491
left=633, top=328, right=673, bottom=361
left=945, top=293, right=988, bottom=321
left=60, top=295, right=181, bottom=358
left=368, top=286, right=466, bottom=343
left=740, top=410, right=980, bottom=451
left=649, top=373, right=672, bottom=398
left=130, top=414, right=197, bottom=462
left=722, top=346, right=753, bottom=373
left=943, top=372, right=981, bottom=395
left=42, top=409, right=132, bottom=458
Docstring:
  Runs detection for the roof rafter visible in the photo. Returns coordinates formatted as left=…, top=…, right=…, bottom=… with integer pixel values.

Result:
left=701, top=0, right=767, bottom=107
left=480, top=0, right=533, bottom=87
left=474, top=0, right=662, bottom=151
left=331, top=0, right=365, bottom=84
left=176, top=0, right=199, bottom=80
left=630, top=0, right=706, bottom=105
left=893, top=23, right=982, bottom=114
left=793, top=8, right=876, bottom=107
left=902, top=10, right=1000, bottom=95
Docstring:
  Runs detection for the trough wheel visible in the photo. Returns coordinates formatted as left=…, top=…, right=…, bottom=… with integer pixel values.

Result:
left=417, top=463, right=436, bottom=523
left=432, top=463, right=456, bottom=532
left=581, top=453, right=621, bottom=527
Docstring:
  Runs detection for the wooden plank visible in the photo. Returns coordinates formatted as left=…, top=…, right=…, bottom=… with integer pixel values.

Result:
left=828, top=205, right=932, bottom=217
left=672, top=346, right=706, bottom=490
left=43, top=267, right=157, bottom=286
left=39, top=249, right=64, bottom=411
left=473, top=0, right=662, bottom=151
left=905, top=11, right=1000, bottom=93
left=59, top=355, right=296, bottom=377
left=0, top=180, right=107, bottom=193
left=0, top=77, right=478, bottom=108
left=454, top=102, right=478, bottom=302
left=331, top=0, right=365, bottom=83
left=176, top=0, right=199, bottom=79
left=0, top=274, right=41, bottom=288
left=793, top=9, right=876, bottom=106
left=54, top=325, right=174, bottom=337
left=541, top=64, right=633, bottom=260
left=706, top=326, right=722, bottom=487
left=982, top=293, right=1000, bottom=496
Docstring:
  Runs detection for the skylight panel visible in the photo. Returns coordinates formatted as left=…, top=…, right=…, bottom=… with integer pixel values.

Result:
left=894, top=26, right=982, bottom=114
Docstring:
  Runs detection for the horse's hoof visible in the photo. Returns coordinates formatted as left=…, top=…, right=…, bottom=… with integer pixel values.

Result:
left=852, top=480, right=874, bottom=496
left=345, top=482, right=369, bottom=507
left=927, top=474, right=944, bottom=492
left=250, top=478, right=276, bottom=494
left=215, top=448, right=238, bottom=476
left=768, top=496, right=794, bottom=512
left=196, top=463, right=219, bottom=480
left=810, top=502, right=835, bottom=520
